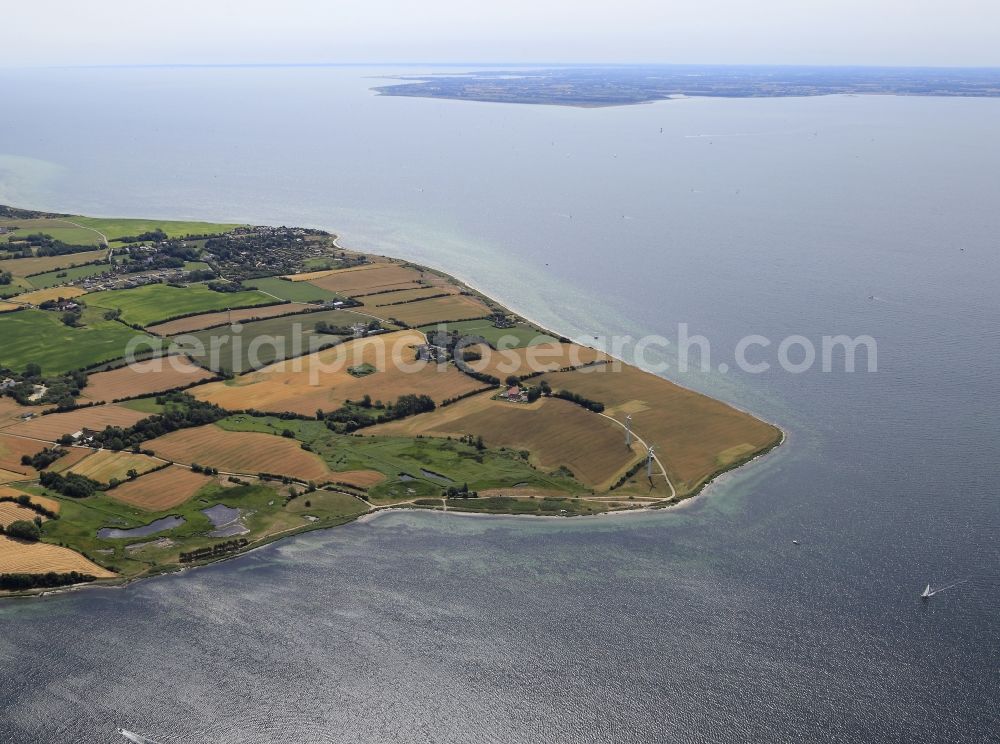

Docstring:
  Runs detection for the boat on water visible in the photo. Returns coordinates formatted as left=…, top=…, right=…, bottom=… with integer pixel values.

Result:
left=921, top=583, right=933, bottom=599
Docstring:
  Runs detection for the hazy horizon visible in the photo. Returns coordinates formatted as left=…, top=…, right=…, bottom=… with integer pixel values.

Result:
left=3, top=0, right=999, bottom=69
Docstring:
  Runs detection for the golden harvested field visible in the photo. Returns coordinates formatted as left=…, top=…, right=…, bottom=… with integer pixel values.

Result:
left=0, top=436, right=94, bottom=479
left=0, top=535, right=115, bottom=577
left=0, top=397, right=31, bottom=429
left=372, top=394, right=637, bottom=489
left=0, top=486, right=61, bottom=514
left=106, top=464, right=213, bottom=510
left=80, top=356, right=214, bottom=402
left=190, top=329, right=483, bottom=417
left=146, top=424, right=333, bottom=481
left=0, top=501, right=46, bottom=527
left=146, top=302, right=315, bottom=335
left=65, top=450, right=161, bottom=484
left=302, top=263, right=427, bottom=295
left=0, top=468, right=27, bottom=484
left=0, top=302, right=20, bottom=313
left=12, top=286, right=86, bottom=305
left=463, top=342, right=607, bottom=380
left=538, top=365, right=782, bottom=495
left=326, top=470, right=386, bottom=489
left=373, top=294, right=492, bottom=326
left=6, top=404, right=148, bottom=441
left=363, top=286, right=458, bottom=306
left=0, top=249, right=109, bottom=277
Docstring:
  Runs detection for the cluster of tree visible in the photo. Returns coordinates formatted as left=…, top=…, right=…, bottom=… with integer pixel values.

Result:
left=1, top=518, right=42, bottom=541
left=179, top=538, right=248, bottom=564
left=190, top=463, right=220, bottom=475
left=552, top=389, right=605, bottom=413
left=82, top=392, right=228, bottom=451
left=12, top=233, right=96, bottom=257
left=39, top=470, right=101, bottom=499
left=206, top=280, right=255, bottom=294
left=444, top=483, right=479, bottom=499
left=458, top=433, right=487, bottom=451
left=185, top=269, right=216, bottom=282
left=2, top=367, right=86, bottom=408
left=321, top=393, right=436, bottom=433
left=20, top=447, right=67, bottom=471
left=112, top=228, right=168, bottom=243
left=0, top=494, right=59, bottom=520
left=0, top=271, right=11, bottom=286
left=0, top=571, right=96, bottom=591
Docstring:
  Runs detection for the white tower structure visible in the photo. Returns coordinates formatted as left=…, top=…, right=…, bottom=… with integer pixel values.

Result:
left=646, top=445, right=655, bottom=479
left=625, top=414, right=633, bottom=447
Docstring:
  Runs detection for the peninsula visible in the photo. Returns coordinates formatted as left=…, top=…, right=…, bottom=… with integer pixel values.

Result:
left=0, top=204, right=781, bottom=594
left=373, top=65, right=1000, bottom=107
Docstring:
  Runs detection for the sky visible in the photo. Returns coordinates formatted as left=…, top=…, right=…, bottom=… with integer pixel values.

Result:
left=3, top=0, right=999, bottom=68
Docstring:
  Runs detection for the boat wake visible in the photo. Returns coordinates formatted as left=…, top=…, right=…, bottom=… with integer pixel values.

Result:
left=118, top=729, right=162, bottom=744
left=921, top=580, right=967, bottom=598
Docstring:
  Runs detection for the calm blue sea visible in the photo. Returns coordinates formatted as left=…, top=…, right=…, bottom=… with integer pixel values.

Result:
left=0, top=66, right=997, bottom=743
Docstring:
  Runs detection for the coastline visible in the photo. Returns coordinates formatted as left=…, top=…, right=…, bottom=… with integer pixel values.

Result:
left=0, top=209, right=784, bottom=599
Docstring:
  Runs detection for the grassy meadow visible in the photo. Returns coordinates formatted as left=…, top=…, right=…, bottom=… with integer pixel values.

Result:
left=85, top=283, right=274, bottom=327
left=0, top=308, right=158, bottom=374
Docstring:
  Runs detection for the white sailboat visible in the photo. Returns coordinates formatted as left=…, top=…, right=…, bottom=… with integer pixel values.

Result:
left=921, top=583, right=933, bottom=599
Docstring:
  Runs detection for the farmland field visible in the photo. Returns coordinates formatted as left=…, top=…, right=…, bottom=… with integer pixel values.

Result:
left=299, top=262, right=427, bottom=295
left=189, top=329, right=484, bottom=416
left=538, top=365, right=783, bottom=495
left=23, top=263, right=112, bottom=289
left=9, top=286, right=86, bottom=305
left=0, top=485, right=60, bottom=514
left=68, top=216, right=241, bottom=241
left=0, top=501, right=45, bottom=527
left=145, top=424, right=334, bottom=481
left=7, top=404, right=149, bottom=441
left=463, top=342, right=606, bottom=379
left=372, top=294, right=492, bottom=326
left=0, top=249, right=109, bottom=277
left=419, top=319, right=559, bottom=349
left=80, top=355, right=215, bottom=402
left=0, top=302, right=19, bottom=312
left=0, top=434, right=92, bottom=478
left=0, top=535, right=115, bottom=577
left=146, top=302, right=315, bottom=335
left=219, top=415, right=581, bottom=496
left=250, top=276, right=341, bottom=302
left=0, top=308, right=157, bottom=374
left=0, top=396, right=32, bottom=429
left=362, top=286, right=457, bottom=306
left=64, top=450, right=161, bottom=484
left=370, top=394, right=638, bottom=489
left=177, top=308, right=367, bottom=373
left=104, top=464, right=213, bottom=510
left=0, top=217, right=106, bottom=246
left=84, top=283, right=275, bottom=327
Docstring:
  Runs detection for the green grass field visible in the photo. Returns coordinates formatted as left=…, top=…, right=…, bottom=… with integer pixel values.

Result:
left=418, top=319, right=558, bottom=348
left=218, top=415, right=584, bottom=498
left=0, top=277, right=34, bottom=298
left=24, top=263, right=111, bottom=289
left=0, top=217, right=107, bottom=247
left=181, top=308, right=361, bottom=373
left=0, top=308, right=160, bottom=374
left=85, top=283, right=274, bottom=327
left=34, top=479, right=367, bottom=578
left=69, top=216, right=242, bottom=241
left=250, top=275, right=341, bottom=302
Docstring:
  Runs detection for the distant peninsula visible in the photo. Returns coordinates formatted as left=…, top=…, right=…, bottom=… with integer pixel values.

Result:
left=373, top=65, right=1000, bottom=107
left=0, top=204, right=781, bottom=595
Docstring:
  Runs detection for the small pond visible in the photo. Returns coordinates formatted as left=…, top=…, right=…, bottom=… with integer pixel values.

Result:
left=97, top=516, right=185, bottom=540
